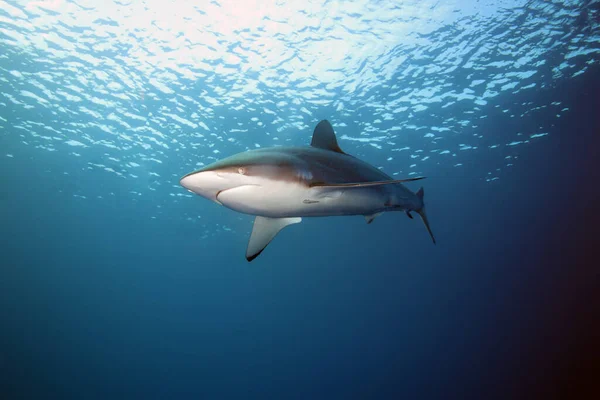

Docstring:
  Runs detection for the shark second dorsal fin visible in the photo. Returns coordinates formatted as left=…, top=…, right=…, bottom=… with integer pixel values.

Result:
left=311, top=120, right=345, bottom=153
left=246, top=216, right=302, bottom=262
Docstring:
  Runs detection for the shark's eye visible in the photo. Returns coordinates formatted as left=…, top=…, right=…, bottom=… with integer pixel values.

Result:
left=238, top=167, right=246, bottom=175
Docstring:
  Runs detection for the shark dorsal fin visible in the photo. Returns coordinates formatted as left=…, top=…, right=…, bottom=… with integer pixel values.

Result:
left=311, top=120, right=345, bottom=153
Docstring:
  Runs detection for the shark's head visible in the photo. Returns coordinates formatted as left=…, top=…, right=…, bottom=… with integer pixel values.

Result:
left=179, top=165, right=247, bottom=204
left=179, top=149, right=303, bottom=205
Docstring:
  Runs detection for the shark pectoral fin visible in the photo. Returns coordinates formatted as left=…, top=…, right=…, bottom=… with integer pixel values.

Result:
left=246, top=216, right=302, bottom=262
left=310, top=177, right=426, bottom=189
left=364, top=212, right=383, bottom=224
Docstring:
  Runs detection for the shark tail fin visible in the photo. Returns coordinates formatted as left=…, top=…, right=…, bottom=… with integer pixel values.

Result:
left=415, top=187, right=436, bottom=245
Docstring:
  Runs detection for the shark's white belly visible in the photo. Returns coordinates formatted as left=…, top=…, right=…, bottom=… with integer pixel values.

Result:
left=216, top=181, right=385, bottom=218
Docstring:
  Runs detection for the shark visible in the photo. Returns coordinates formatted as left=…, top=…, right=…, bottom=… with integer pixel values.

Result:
left=180, top=120, right=435, bottom=261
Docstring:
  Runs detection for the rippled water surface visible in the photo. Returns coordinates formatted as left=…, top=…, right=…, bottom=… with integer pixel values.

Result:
left=2, top=3, right=600, bottom=398
left=1, top=0, right=598, bottom=233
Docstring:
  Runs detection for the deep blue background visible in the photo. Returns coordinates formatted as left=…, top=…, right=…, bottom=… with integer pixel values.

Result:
left=1, top=69, right=599, bottom=399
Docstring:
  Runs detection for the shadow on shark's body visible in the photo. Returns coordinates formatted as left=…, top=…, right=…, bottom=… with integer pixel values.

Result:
left=180, top=120, right=435, bottom=261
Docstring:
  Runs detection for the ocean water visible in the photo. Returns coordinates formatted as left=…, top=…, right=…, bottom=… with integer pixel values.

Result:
left=1, top=0, right=599, bottom=398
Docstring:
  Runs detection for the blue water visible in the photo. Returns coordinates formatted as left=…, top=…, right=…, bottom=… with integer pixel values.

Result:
left=1, top=0, right=599, bottom=398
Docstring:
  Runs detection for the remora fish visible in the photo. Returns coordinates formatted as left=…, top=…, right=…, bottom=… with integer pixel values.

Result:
left=180, top=120, right=435, bottom=261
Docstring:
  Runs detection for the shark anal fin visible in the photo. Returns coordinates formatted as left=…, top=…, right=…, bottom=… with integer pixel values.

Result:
left=246, top=216, right=302, bottom=262
left=311, top=120, right=345, bottom=154
left=364, top=212, right=383, bottom=224
left=310, top=177, right=426, bottom=189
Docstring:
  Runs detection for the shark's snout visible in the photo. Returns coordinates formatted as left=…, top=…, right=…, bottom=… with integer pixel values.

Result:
left=180, top=171, right=226, bottom=202
left=180, top=169, right=254, bottom=205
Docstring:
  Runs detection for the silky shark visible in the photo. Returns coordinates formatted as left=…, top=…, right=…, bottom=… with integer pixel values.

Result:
left=180, top=120, right=435, bottom=261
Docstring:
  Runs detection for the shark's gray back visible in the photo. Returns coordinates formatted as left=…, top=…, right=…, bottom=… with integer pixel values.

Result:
left=281, top=146, right=392, bottom=185
left=250, top=146, right=418, bottom=200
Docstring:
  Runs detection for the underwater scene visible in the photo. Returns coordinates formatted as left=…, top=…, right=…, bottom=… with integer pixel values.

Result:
left=1, top=0, right=599, bottom=398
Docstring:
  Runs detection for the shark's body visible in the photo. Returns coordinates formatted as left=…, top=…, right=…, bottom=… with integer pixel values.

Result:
left=180, top=120, right=435, bottom=261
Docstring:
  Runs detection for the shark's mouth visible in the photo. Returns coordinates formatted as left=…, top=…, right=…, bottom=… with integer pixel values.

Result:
left=215, top=188, right=230, bottom=204
left=215, top=184, right=262, bottom=209
left=215, top=184, right=261, bottom=204
left=214, top=186, right=240, bottom=204
left=213, top=190, right=224, bottom=205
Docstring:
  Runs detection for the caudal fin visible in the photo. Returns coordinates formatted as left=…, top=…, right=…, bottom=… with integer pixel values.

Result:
left=415, top=187, right=436, bottom=244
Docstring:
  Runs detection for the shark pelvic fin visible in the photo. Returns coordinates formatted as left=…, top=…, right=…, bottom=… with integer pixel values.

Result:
left=246, top=216, right=302, bottom=262
left=364, top=212, right=383, bottom=224
left=311, top=120, right=345, bottom=154
left=310, top=176, right=426, bottom=189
